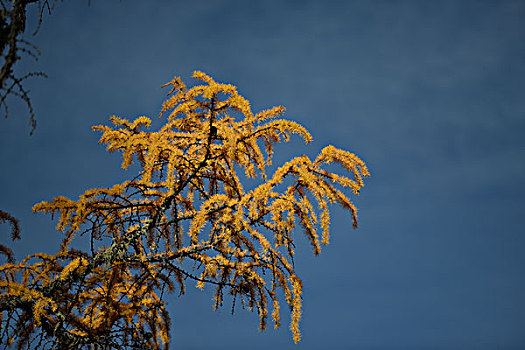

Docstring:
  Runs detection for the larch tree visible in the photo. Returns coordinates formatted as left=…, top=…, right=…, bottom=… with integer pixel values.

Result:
left=0, top=71, right=370, bottom=349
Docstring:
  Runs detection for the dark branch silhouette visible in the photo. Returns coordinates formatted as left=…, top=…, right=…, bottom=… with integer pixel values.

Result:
left=0, top=0, right=59, bottom=135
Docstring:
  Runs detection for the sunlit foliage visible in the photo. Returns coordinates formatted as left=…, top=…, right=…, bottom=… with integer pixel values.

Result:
left=0, top=71, right=369, bottom=349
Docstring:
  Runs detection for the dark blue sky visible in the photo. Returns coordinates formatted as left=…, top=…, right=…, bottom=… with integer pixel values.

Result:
left=2, top=1, right=525, bottom=349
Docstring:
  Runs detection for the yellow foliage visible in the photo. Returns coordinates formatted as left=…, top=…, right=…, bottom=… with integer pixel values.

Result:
left=59, top=257, right=88, bottom=280
left=1, top=71, right=369, bottom=349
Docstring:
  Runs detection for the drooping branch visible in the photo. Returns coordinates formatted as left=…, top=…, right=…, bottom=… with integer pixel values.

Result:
left=0, top=0, right=58, bottom=134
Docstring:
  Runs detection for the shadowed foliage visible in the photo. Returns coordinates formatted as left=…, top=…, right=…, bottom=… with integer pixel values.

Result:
left=1, top=0, right=61, bottom=134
